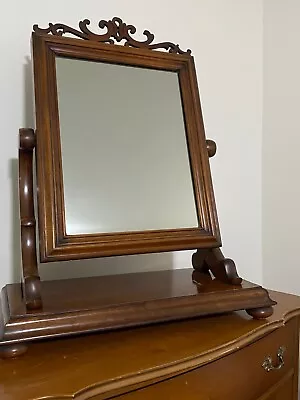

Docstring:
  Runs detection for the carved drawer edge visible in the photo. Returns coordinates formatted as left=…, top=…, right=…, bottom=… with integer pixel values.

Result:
left=32, top=309, right=300, bottom=400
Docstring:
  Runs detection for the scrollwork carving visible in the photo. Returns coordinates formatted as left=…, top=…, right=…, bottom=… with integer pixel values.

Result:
left=33, top=17, right=191, bottom=55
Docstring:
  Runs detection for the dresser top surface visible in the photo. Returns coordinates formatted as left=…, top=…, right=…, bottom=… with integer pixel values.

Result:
left=0, top=290, right=300, bottom=400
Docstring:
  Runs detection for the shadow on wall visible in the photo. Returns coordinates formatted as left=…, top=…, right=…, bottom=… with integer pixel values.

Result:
left=39, top=253, right=175, bottom=281
left=24, top=56, right=34, bottom=128
left=11, top=56, right=177, bottom=283
left=10, top=159, right=22, bottom=284
left=8, top=58, right=35, bottom=284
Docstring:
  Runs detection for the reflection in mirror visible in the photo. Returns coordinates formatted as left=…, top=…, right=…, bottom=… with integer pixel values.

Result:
left=55, top=57, right=198, bottom=235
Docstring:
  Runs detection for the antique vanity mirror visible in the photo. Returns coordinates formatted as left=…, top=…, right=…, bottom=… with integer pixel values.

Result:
left=0, top=17, right=275, bottom=356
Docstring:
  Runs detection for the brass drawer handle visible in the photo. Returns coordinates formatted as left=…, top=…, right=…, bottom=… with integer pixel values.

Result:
left=262, top=346, right=286, bottom=372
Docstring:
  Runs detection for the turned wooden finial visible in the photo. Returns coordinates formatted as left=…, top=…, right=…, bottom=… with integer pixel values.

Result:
left=206, top=139, right=217, bottom=158
left=19, top=128, right=36, bottom=150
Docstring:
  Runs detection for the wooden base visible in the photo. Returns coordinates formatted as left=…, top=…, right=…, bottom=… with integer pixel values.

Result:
left=0, top=269, right=276, bottom=349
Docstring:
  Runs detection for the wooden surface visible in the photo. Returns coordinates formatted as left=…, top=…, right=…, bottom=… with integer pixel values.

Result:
left=18, top=128, right=41, bottom=310
left=119, top=319, right=297, bottom=399
left=0, top=269, right=275, bottom=344
left=32, top=24, right=221, bottom=262
left=0, top=290, right=299, bottom=400
left=33, top=17, right=192, bottom=54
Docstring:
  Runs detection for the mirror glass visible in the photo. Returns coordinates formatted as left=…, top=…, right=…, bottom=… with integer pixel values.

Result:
left=55, top=56, right=198, bottom=235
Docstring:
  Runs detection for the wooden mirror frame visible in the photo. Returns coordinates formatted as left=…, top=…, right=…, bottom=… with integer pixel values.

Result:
left=32, top=18, right=221, bottom=262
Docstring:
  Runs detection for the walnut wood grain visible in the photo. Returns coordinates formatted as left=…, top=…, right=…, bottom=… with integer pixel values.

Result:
left=13, top=18, right=276, bottom=361
left=33, top=17, right=191, bottom=55
left=192, top=248, right=242, bottom=285
left=0, top=269, right=275, bottom=347
left=0, top=290, right=298, bottom=400
left=118, top=320, right=297, bottom=400
left=19, top=128, right=42, bottom=310
left=32, top=28, right=221, bottom=262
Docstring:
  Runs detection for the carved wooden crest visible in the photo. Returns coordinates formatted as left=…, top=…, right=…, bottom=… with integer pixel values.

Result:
left=33, top=17, right=191, bottom=55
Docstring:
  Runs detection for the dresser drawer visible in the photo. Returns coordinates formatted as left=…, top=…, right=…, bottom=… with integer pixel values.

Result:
left=115, top=319, right=298, bottom=400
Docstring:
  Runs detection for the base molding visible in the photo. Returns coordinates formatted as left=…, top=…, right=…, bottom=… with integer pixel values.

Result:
left=0, top=269, right=276, bottom=349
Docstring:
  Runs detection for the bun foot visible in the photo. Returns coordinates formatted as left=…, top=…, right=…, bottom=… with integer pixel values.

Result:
left=246, top=306, right=274, bottom=319
left=0, top=344, right=28, bottom=359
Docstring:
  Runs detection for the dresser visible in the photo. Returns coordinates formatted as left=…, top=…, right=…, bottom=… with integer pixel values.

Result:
left=1, top=290, right=299, bottom=400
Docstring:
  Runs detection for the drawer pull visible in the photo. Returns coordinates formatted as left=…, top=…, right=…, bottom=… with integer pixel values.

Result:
left=262, top=346, right=285, bottom=372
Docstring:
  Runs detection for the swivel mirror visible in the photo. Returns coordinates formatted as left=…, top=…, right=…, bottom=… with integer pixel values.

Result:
left=0, top=17, right=275, bottom=357
left=32, top=24, right=221, bottom=262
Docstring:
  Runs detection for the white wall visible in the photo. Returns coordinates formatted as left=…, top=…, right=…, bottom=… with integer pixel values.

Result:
left=262, top=0, right=300, bottom=294
left=0, top=0, right=263, bottom=289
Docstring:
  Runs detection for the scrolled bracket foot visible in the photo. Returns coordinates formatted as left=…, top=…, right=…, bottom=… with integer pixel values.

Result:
left=216, top=257, right=242, bottom=286
left=192, top=248, right=242, bottom=286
